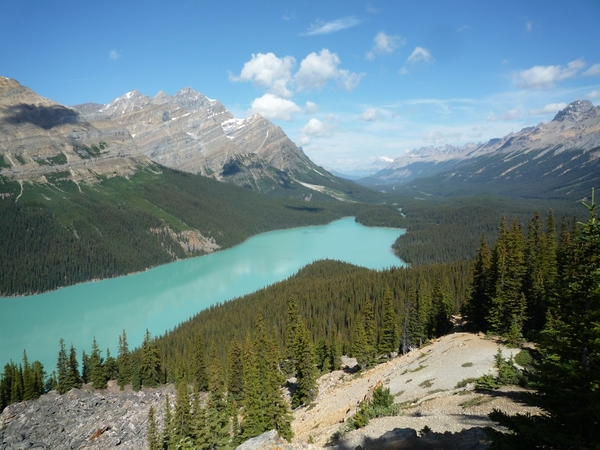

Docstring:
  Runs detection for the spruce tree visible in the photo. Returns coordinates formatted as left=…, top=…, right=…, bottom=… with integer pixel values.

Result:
left=352, top=319, right=369, bottom=370
left=147, top=405, right=161, bottom=450
left=173, top=380, right=192, bottom=444
left=140, top=329, right=161, bottom=388
left=463, top=233, right=492, bottom=331
left=80, top=350, right=90, bottom=384
left=21, top=351, right=35, bottom=401
left=489, top=191, right=600, bottom=449
left=90, top=337, right=106, bottom=389
left=117, top=330, right=131, bottom=390
left=191, top=332, right=209, bottom=392
left=378, top=286, right=399, bottom=355
left=241, top=339, right=262, bottom=442
left=56, top=338, right=68, bottom=394
left=291, top=319, right=318, bottom=408
left=227, top=340, right=244, bottom=403
left=363, top=295, right=377, bottom=360
left=61, top=344, right=82, bottom=393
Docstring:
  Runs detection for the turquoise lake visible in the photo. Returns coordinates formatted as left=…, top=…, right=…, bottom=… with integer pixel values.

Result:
left=0, top=217, right=405, bottom=371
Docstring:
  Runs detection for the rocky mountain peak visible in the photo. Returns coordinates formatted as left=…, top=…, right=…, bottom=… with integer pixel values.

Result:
left=552, top=99, right=596, bottom=123
left=0, top=76, right=22, bottom=93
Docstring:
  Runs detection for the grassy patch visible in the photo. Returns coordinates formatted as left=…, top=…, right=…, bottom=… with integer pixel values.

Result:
left=455, top=377, right=479, bottom=389
left=459, top=395, right=493, bottom=408
left=409, top=364, right=427, bottom=373
left=0, top=155, right=11, bottom=169
left=427, top=388, right=446, bottom=395
left=48, top=153, right=68, bottom=165
left=419, top=378, right=435, bottom=389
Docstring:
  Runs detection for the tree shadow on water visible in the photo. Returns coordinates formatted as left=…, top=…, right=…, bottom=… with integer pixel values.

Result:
left=2, top=103, right=81, bottom=130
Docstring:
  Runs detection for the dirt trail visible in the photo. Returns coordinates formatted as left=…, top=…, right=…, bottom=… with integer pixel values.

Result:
left=292, top=332, right=540, bottom=447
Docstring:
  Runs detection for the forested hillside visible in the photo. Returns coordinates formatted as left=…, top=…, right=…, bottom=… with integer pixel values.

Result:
left=0, top=164, right=399, bottom=295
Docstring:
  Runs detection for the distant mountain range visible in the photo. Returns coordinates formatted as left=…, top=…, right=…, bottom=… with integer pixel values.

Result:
left=358, top=100, right=600, bottom=199
left=0, top=77, right=361, bottom=201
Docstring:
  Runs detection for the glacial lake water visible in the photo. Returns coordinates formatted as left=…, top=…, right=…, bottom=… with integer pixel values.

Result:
left=0, top=217, right=405, bottom=372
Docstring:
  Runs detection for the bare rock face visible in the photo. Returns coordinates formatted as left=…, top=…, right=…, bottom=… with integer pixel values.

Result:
left=0, top=385, right=171, bottom=450
left=1, top=77, right=336, bottom=196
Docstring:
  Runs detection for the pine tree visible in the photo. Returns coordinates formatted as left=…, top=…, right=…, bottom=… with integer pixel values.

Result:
left=60, top=344, right=82, bottom=393
left=227, top=340, right=244, bottom=403
left=291, top=318, right=318, bottom=408
left=117, top=330, right=131, bottom=390
left=90, top=337, right=106, bottom=389
left=172, top=380, right=192, bottom=444
left=191, top=332, right=209, bottom=392
left=162, top=395, right=174, bottom=450
left=81, top=350, right=90, bottom=384
left=283, top=297, right=300, bottom=376
left=56, top=338, right=69, bottom=394
left=21, top=351, right=35, bottom=401
left=378, top=286, right=399, bottom=355
left=352, top=319, right=369, bottom=370
left=264, top=331, right=293, bottom=441
left=241, top=338, right=263, bottom=442
left=432, top=279, right=454, bottom=337
left=363, top=295, right=377, bottom=360
left=463, top=233, right=492, bottom=331
left=205, top=348, right=231, bottom=449
left=140, top=329, right=161, bottom=388
left=147, top=405, right=161, bottom=450
left=489, top=191, right=600, bottom=448
left=104, top=348, right=118, bottom=381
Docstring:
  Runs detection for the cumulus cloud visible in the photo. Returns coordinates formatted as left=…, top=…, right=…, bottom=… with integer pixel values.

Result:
left=487, top=108, right=521, bottom=121
left=304, top=101, right=319, bottom=114
left=583, top=63, right=600, bottom=77
left=249, top=94, right=302, bottom=121
left=588, top=90, right=600, bottom=99
left=303, top=16, right=360, bottom=35
left=109, top=50, right=121, bottom=60
left=298, top=117, right=335, bottom=145
left=513, top=59, right=587, bottom=89
left=229, top=52, right=295, bottom=98
left=400, top=47, right=434, bottom=74
left=529, top=103, right=567, bottom=115
left=359, top=107, right=382, bottom=122
left=295, top=49, right=363, bottom=92
left=366, top=32, right=405, bottom=60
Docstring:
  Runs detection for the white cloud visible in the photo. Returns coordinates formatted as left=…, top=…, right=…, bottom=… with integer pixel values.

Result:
left=525, top=21, right=533, bottom=33
left=588, top=90, right=600, bottom=99
left=303, top=17, right=360, bottom=35
left=583, top=63, right=600, bottom=77
left=298, top=118, right=335, bottom=145
left=295, top=49, right=363, bottom=92
left=400, top=47, right=434, bottom=74
left=249, top=94, right=301, bottom=121
left=359, top=107, right=382, bottom=122
left=366, top=32, right=405, bottom=60
left=230, top=52, right=295, bottom=98
left=304, top=101, right=319, bottom=114
left=529, top=102, right=567, bottom=115
left=487, top=108, right=521, bottom=121
left=513, top=59, right=587, bottom=89
left=109, top=50, right=121, bottom=60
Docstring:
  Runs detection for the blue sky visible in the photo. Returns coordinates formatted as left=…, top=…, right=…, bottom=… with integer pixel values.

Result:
left=2, top=1, right=600, bottom=173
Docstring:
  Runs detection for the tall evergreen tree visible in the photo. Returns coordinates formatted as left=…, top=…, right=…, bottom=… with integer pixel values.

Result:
left=463, top=233, right=492, bottom=330
left=56, top=338, right=69, bottom=394
left=227, top=340, right=244, bottom=403
left=21, top=351, right=35, bottom=401
left=147, top=405, right=161, bottom=450
left=489, top=192, right=600, bottom=449
left=117, top=330, right=131, bottom=390
left=140, top=329, right=161, bottom=388
left=291, top=318, right=318, bottom=408
left=378, top=286, right=399, bottom=355
left=89, top=337, right=106, bottom=389
left=191, top=332, right=209, bottom=392
left=172, top=380, right=193, bottom=445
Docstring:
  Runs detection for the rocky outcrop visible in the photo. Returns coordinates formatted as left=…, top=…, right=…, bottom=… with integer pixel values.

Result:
left=0, top=384, right=172, bottom=450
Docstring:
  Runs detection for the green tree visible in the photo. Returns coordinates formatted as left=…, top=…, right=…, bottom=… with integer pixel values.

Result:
left=89, top=337, right=106, bottom=389
left=117, top=330, right=131, bottom=389
left=378, top=286, right=399, bottom=355
left=56, top=338, right=69, bottom=394
left=140, top=329, right=161, bottom=387
left=147, top=405, right=161, bottom=450
left=489, top=192, right=600, bottom=449
left=227, top=340, right=244, bottom=403
left=172, top=380, right=192, bottom=444
left=463, top=233, right=492, bottom=331
left=191, top=332, right=209, bottom=392
left=291, top=318, right=317, bottom=408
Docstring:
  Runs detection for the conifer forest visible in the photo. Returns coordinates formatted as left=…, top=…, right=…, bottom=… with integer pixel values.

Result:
left=1, top=187, right=598, bottom=449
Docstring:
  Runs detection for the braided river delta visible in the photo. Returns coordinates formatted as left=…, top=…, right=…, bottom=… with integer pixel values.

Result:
left=0, top=217, right=405, bottom=371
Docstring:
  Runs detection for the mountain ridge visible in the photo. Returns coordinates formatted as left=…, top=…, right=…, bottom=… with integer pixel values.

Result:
left=359, top=100, right=600, bottom=199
